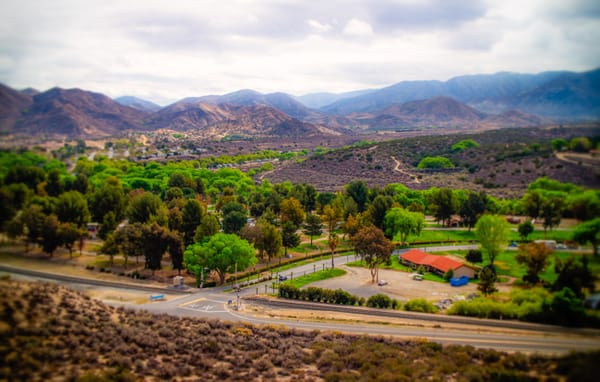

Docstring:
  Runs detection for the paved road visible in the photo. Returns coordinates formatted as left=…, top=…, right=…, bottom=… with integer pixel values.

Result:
left=3, top=263, right=600, bottom=354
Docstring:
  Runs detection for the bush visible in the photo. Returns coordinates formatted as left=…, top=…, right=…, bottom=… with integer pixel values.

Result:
left=465, top=249, right=483, bottom=263
left=366, top=294, right=392, bottom=309
left=451, top=139, right=480, bottom=152
left=443, top=269, right=454, bottom=281
left=417, top=156, right=454, bottom=169
left=404, top=298, right=438, bottom=313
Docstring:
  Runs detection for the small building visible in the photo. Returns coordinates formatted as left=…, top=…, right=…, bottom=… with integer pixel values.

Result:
left=400, top=249, right=475, bottom=279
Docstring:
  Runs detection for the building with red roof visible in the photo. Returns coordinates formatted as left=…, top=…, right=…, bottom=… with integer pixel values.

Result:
left=400, top=249, right=475, bottom=279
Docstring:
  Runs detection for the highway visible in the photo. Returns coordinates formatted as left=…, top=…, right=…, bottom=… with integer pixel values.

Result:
left=3, top=262, right=600, bottom=355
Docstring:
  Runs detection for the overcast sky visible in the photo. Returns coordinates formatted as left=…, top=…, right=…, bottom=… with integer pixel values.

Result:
left=1, top=0, right=599, bottom=105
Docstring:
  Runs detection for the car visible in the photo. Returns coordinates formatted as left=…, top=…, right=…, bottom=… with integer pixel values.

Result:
left=411, top=273, right=423, bottom=281
left=508, top=242, right=518, bottom=248
left=378, top=280, right=388, bottom=286
left=278, top=275, right=288, bottom=282
left=556, top=243, right=567, bottom=250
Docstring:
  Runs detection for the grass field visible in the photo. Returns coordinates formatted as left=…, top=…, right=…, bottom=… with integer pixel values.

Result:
left=399, top=227, right=575, bottom=244
left=282, top=268, right=347, bottom=288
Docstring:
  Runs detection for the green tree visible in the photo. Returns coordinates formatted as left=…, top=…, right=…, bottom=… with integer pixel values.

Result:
left=55, top=191, right=90, bottom=228
left=568, top=191, right=600, bottom=222
left=140, top=223, right=171, bottom=274
left=114, top=223, right=145, bottom=266
left=553, top=256, right=595, bottom=298
left=352, top=226, right=394, bottom=283
left=194, top=213, right=220, bottom=243
left=475, top=214, right=509, bottom=265
left=45, top=168, right=63, bottom=197
left=281, top=221, right=300, bottom=257
left=20, top=204, right=46, bottom=249
left=303, top=213, right=322, bottom=246
left=126, top=191, right=164, bottom=225
left=459, top=192, right=488, bottom=231
left=58, top=222, right=84, bottom=258
left=40, top=214, right=61, bottom=256
left=551, top=138, right=568, bottom=151
left=569, top=137, right=592, bottom=152
left=321, top=204, right=342, bottom=234
left=261, top=222, right=282, bottom=263
left=541, top=196, right=564, bottom=234
left=342, top=214, right=361, bottom=239
left=522, top=190, right=545, bottom=220
left=181, top=199, right=204, bottom=246
left=384, top=207, right=424, bottom=244
left=430, top=188, right=455, bottom=227
left=328, top=232, right=339, bottom=268
left=515, top=242, right=552, bottom=285
left=184, top=233, right=257, bottom=285
left=368, top=195, right=393, bottom=230
left=88, top=177, right=126, bottom=232
left=222, top=202, right=247, bottom=235
left=573, top=218, right=600, bottom=257
left=518, top=221, right=534, bottom=241
left=346, top=180, right=369, bottom=212
left=478, top=266, right=497, bottom=296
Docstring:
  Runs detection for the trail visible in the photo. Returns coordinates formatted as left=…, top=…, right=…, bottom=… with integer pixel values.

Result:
left=391, top=155, right=421, bottom=184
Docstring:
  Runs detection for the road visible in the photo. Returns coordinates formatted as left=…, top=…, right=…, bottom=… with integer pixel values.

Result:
left=3, top=262, right=600, bottom=355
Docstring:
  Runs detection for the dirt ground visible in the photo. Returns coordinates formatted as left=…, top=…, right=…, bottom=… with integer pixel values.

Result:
left=309, top=265, right=510, bottom=302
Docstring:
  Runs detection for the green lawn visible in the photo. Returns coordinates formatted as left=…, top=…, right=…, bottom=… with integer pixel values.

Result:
left=399, top=228, right=574, bottom=245
left=282, top=268, right=347, bottom=288
left=446, top=249, right=599, bottom=284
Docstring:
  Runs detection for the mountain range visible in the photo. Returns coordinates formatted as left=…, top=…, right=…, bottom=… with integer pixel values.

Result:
left=0, top=68, right=598, bottom=139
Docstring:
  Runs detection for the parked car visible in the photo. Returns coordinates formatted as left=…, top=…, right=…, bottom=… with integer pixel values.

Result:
left=378, top=279, right=388, bottom=286
left=278, top=275, right=288, bottom=281
left=508, top=241, right=518, bottom=248
left=410, top=273, right=423, bottom=281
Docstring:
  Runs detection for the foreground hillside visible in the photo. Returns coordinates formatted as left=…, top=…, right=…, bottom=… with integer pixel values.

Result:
left=0, top=280, right=596, bottom=381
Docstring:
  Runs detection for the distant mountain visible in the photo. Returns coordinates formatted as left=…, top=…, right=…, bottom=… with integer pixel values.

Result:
left=179, top=89, right=320, bottom=120
left=20, top=88, right=40, bottom=97
left=114, top=96, right=162, bottom=112
left=348, top=97, right=545, bottom=130
left=0, top=84, right=32, bottom=132
left=320, top=68, right=600, bottom=120
left=146, top=101, right=326, bottom=139
left=13, top=87, right=148, bottom=137
left=294, top=89, right=375, bottom=109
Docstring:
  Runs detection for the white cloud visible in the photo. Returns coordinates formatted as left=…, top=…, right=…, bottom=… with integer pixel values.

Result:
left=343, top=18, right=374, bottom=37
left=307, top=19, right=332, bottom=33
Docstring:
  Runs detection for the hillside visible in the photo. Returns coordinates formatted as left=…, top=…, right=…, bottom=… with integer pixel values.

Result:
left=146, top=101, right=325, bottom=139
left=114, top=96, right=162, bottom=112
left=263, top=125, right=600, bottom=196
left=13, top=87, right=148, bottom=138
left=0, top=279, right=593, bottom=381
left=0, top=84, right=32, bottom=132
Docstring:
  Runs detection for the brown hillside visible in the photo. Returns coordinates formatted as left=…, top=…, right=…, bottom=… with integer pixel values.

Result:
left=0, top=84, right=32, bottom=131
left=0, top=280, right=593, bottom=381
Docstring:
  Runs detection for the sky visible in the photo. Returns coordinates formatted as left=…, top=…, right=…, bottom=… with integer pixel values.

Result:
left=1, top=0, right=599, bottom=105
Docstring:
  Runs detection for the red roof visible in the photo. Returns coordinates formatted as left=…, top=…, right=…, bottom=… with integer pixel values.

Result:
left=400, top=249, right=465, bottom=273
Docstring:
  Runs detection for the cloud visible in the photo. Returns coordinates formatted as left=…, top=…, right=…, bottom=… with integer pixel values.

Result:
left=343, top=19, right=374, bottom=37
left=0, top=0, right=598, bottom=104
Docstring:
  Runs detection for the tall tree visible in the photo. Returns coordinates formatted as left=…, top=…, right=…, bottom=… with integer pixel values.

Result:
left=114, top=223, right=145, bottom=267
left=553, top=256, right=595, bottom=298
left=431, top=188, right=455, bottom=227
left=141, top=223, right=170, bottom=274
left=522, top=190, right=545, bottom=220
left=346, top=180, right=369, bottom=212
left=58, top=222, right=84, bottom=258
left=303, top=213, right=322, bottom=246
left=321, top=204, right=342, bottom=234
left=368, top=195, right=393, bottom=230
left=126, top=191, right=164, bottom=225
left=40, top=214, right=61, bottom=256
left=20, top=204, right=46, bottom=248
left=328, top=232, right=339, bottom=269
left=478, top=266, right=498, bottom=296
left=342, top=214, right=361, bottom=239
left=194, top=213, right=220, bottom=243
left=541, top=196, right=564, bottom=234
left=261, top=222, right=282, bottom=263
left=573, top=218, right=600, bottom=257
left=55, top=191, right=90, bottom=228
left=184, top=233, right=257, bottom=285
left=475, top=214, right=509, bottom=265
left=281, top=221, right=300, bottom=257
left=88, top=176, right=125, bottom=232
left=352, top=226, right=394, bottom=283
left=515, top=242, right=552, bottom=285
left=518, top=221, right=534, bottom=241
left=222, top=202, right=247, bottom=234
left=384, top=207, right=424, bottom=244
left=182, top=199, right=204, bottom=246
left=459, top=191, right=487, bottom=231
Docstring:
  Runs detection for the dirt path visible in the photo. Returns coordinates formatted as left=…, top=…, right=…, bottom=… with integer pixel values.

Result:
left=391, top=155, right=420, bottom=184
left=555, top=152, right=600, bottom=169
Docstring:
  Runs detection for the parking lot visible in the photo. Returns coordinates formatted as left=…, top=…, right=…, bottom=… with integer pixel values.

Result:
left=310, top=265, right=485, bottom=302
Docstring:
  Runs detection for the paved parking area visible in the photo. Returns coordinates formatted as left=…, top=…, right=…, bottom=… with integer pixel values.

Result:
left=310, top=265, right=482, bottom=301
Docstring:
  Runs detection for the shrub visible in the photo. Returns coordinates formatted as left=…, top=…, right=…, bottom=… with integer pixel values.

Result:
left=465, top=249, right=483, bottom=263
left=404, top=298, right=438, bottom=313
left=443, top=269, right=454, bottom=281
left=366, top=294, right=392, bottom=309
left=417, top=156, right=454, bottom=169
left=451, top=139, right=480, bottom=152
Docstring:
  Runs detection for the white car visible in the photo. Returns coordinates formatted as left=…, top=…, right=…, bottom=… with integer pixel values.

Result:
left=378, top=280, right=388, bottom=286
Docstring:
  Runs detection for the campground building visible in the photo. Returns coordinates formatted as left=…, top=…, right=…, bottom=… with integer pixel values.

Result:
left=399, top=249, right=476, bottom=279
